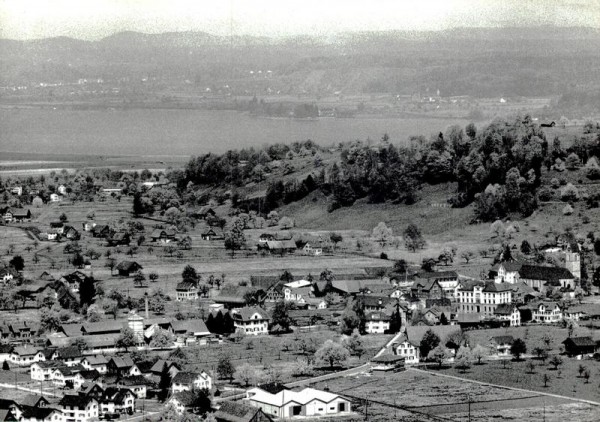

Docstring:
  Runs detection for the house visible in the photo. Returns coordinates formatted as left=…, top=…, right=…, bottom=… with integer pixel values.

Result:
left=19, top=394, right=49, bottom=409
left=168, top=391, right=197, bottom=415
left=30, top=361, right=62, bottom=381
left=49, top=193, right=61, bottom=203
left=563, top=307, right=586, bottom=321
left=416, top=271, right=459, bottom=296
left=150, top=228, right=176, bottom=243
left=245, top=387, right=351, bottom=419
left=9, top=321, right=37, bottom=339
left=10, top=347, right=45, bottom=367
left=50, top=222, right=64, bottom=233
left=52, top=364, right=85, bottom=389
left=493, top=303, right=521, bottom=327
left=365, top=312, right=391, bottom=334
left=201, top=228, right=220, bottom=241
left=107, top=356, right=141, bottom=377
left=305, top=298, right=328, bottom=310
left=302, top=243, right=323, bottom=256
left=196, top=206, right=216, bottom=220
left=63, top=226, right=80, bottom=241
left=9, top=209, right=32, bottom=223
left=58, top=395, right=99, bottom=422
left=171, top=371, right=212, bottom=393
left=116, top=261, right=143, bottom=277
left=74, top=370, right=101, bottom=388
left=171, top=319, right=211, bottom=341
left=117, top=375, right=150, bottom=398
left=531, top=301, right=563, bottom=323
left=106, top=232, right=130, bottom=246
left=232, top=307, right=270, bottom=336
left=0, top=267, right=17, bottom=283
left=562, top=336, right=598, bottom=357
left=456, top=281, right=513, bottom=317
left=51, top=346, right=83, bottom=366
left=283, top=286, right=311, bottom=304
left=490, top=262, right=576, bottom=293
left=149, top=360, right=181, bottom=378
left=176, top=280, right=198, bottom=301
left=10, top=187, right=23, bottom=196
left=58, top=185, right=67, bottom=195
left=410, top=279, right=445, bottom=303
left=257, top=240, right=297, bottom=255
left=81, top=355, right=108, bottom=374
left=91, top=225, right=110, bottom=238
left=99, top=387, right=135, bottom=415
left=215, top=400, right=274, bottom=422
left=0, top=344, right=13, bottom=363
left=393, top=326, right=461, bottom=364
left=490, top=336, right=514, bottom=356
left=370, top=355, right=406, bottom=372
left=258, top=233, right=275, bottom=243
left=19, top=406, right=62, bottom=422
left=423, top=306, right=453, bottom=325
left=0, top=399, right=20, bottom=421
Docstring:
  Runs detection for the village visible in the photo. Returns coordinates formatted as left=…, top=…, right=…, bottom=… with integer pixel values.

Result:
left=0, top=169, right=599, bottom=422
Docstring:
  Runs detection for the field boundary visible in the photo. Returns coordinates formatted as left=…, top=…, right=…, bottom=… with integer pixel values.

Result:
left=411, top=367, right=600, bottom=407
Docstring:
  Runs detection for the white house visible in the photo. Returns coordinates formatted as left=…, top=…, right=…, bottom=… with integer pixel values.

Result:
left=10, top=346, right=45, bottom=366
left=58, top=395, right=99, bottom=422
left=30, top=361, right=62, bottom=381
left=302, top=243, right=323, bottom=256
left=490, top=335, right=514, bottom=356
left=493, top=304, right=521, bottom=327
left=81, top=355, right=108, bottom=374
left=171, top=371, right=212, bottom=393
left=532, top=302, right=563, bottom=323
left=232, top=307, right=270, bottom=336
left=245, top=387, right=351, bottom=419
left=393, top=326, right=461, bottom=364
left=49, top=193, right=61, bottom=202
left=365, top=312, right=390, bottom=334
left=168, top=391, right=197, bottom=415
left=58, top=185, right=67, bottom=195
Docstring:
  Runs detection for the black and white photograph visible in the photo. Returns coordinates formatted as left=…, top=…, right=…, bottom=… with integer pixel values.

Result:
left=1, top=1, right=600, bottom=420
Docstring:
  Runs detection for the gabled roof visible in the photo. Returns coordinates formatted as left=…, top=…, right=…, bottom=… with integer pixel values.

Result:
left=12, top=346, right=41, bottom=356
left=116, top=261, right=142, bottom=272
left=417, top=271, right=458, bottom=280
left=494, top=303, right=517, bottom=315
left=19, top=406, right=58, bottom=420
left=232, top=307, right=270, bottom=322
left=171, top=391, right=197, bottom=407
left=215, top=400, right=272, bottom=422
left=109, top=355, right=135, bottom=369
left=176, top=280, right=197, bottom=291
left=491, top=335, right=514, bottom=345
left=171, top=319, right=210, bottom=335
left=82, top=355, right=109, bottom=366
left=82, top=321, right=125, bottom=334
left=19, top=394, right=49, bottom=408
left=150, top=360, right=180, bottom=374
left=58, top=394, right=96, bottom=408
left=118, top=375, right=151, bottom=386
left=247, top=387, right=344, bottom=407
left=366, top=312, right=391, bottom=322
left=563, top=336, right=597, bottom=347
left=172, top=371, right=209, bottom=384
left=483, top=281, right=514, bottom=293
left=411, top=279, right=441, bottom=292
left=54, top=346, right=82, bottom=359
left=518, top=265, right=575, bottom=282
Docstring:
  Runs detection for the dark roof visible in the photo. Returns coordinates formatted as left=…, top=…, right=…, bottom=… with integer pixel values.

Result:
left=19, top=395, right=49, bottom=408
left=109, top=355, right=135, bottom=369
left=494, top=304, right=517, bottom=315
left=118, top=375, right=150, bottom=386
left=116, top=261, right=142, bottom=272
left=172, top=371, right=206, bottom=384
left=54, top=346, right=82, bottom=359
left=483, top=282, right=514, bottom=293
left=491, top=335, right=514, bottom=345
left=371, top=354, right=406, bottom=363
left=563, top=336, right=597, bottom=347
left=232, top=307, right=270, bottom=322
left=176, top=281, right=197, bottom=291
left=171, top=319, right=210, bottom=334
left=171, top=391, right=197, bottom=407
left=411, top=279, right=441, bottom=292
left=255, top=382, right=289, bottom=395
left=150, top=360, right=180, bottom=374
left=58, top=395, right=95, bottom=408
left=366, top=312, right=391, bottom=321
left=417, top=271, right=458, bottom=280
left=518, top=265, right=574, bottom=282
left=215, top=400, right=271, bottom=422
left=19, top=406, right=56, bottom=420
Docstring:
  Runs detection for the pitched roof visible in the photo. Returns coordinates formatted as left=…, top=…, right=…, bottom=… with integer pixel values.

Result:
left=12, top=346, right=40, bottom=356
left=19, top=406, right=57, bottom=420
left=366, top=312, right=391, bottom=322
left=247, top=387, right=343, bottom=407
left=171, top=391, right=197, bottom=407
left=82, top=355, right=109, bottom=366
left=563, top=336, right=597, bottom=347
left=176, top=281, right=197, bottom=291
left=116, top=261, right=142, bottom=272
left=109, top=355, right=135, bottom=369
left=171, top=319, right=210, bottom=335
left=233, top=307, right=270, bottom=322
left=54, top=346, right=82, bottom=359
left=483, top=281, right=514, bottom=293
left=494, top=304, right=517, bottom=315
left=172, top=371, right=208, bottom=384
left=215, top=401, right=270, bottom=422
left=518, top=265, right=575, bottom=282
left=118, top=375, right=151, bottom=386
left=19, top=394, right=49, bottom=408
left=491, top=335, right=514, bottom=345
left=150, top=360, right=180, bottom=374
left=58, top=395, right=96, bottom=408
left=82, top=321, right=125, bottom=334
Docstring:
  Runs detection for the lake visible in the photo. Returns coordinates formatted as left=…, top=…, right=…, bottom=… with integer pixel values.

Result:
left=0, top=108, right=470, bottom=156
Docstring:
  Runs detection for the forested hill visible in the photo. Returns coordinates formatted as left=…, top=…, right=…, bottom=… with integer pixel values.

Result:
left=175, top=116, right=600, bottom=223
left=1, top=27, right=600, bottom=98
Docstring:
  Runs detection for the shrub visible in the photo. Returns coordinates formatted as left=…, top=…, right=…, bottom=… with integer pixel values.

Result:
left=562, top=204, right=574, bottom=215
left=560, top=183, right=579, bottom=202
left=550, top=178, right=560, bottom=189
left=380, top=252, right=388, bottom=260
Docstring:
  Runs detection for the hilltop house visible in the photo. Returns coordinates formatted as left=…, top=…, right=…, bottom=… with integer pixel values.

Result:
left=232, top=307, right=270, bottom=336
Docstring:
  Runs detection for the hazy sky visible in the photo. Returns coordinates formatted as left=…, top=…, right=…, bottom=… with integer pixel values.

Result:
left=1, top=0, right=599, bottom=40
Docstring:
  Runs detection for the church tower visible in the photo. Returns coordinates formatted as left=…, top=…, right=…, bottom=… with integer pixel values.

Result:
left=565, top=251, right=581, bottom=280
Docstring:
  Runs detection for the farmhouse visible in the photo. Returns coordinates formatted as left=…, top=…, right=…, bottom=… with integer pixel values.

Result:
left=171, top=371, right=212, bottom=393
left=107, top=356, right=141, bottom=377
left=168, top=391, right=197, bottom=415
left=151, top=228, right=176, bottom=243
left=245, top=387, right=351, bottom=419
left=232, top=307, right=270, bottom=336
left=493, top=303, right=521, bottom=327
left=171, top=319, right=211, bottom=342
left=58, top=395, right=99, bottom=422
left=176, top=280, right=198, bottom=301
left=91, top=225, right=110, bottom=238
left=106, top=232, right=130, bottom=246
left=393, top=326, right=461, bottom=364
left=81, top=355, right=108, bottom=374
left=99, top=387, right=136, bottom=415
left=562, top=336, right=598, bottom=357
left=201, top=228, right=221, bottom=240
left=370, top=355, right=405, bottom=372
left=20, top=406, right=62, bottom=422
left=410, top=279, right=445, bottom=303
left=116, top=261, right=143, bottom=277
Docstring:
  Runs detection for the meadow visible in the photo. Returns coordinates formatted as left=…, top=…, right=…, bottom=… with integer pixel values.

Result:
left=0, top=107, right=470, bottom=156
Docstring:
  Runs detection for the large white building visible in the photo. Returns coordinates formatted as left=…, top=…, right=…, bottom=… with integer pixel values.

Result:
left=456, top=281, right=513, bottom=316
left=246, top=387, right=351, bottom=419
left=232, top=307, right=270, bottom=336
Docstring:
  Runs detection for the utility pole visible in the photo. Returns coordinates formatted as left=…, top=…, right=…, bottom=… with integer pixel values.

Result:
left=468, top=393, right=471, bottom=422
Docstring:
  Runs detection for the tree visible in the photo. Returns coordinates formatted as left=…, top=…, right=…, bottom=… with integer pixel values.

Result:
left=192, top=388, right=212, bottom=415
left=533, top=346, right=548, bottom=363
left=342, top=329, right=365, bottom=359
left=2, top=361, right=9, bottom=371
left=116, top=327, right=137, bottom=351
left=158, top=362, right=172, bottom=401
left=217, top=355, right=235, bottom=381
left=315, top=340, right=350, bottom=369
left=404, top=223, right=425, bottom=252
left=40, top=309, right=62, bottom=332
left=490, top=220, right=505, bottom=238
left=373, top=222, right=393, bottom=247
left=150, top=329, right=174, bottom=348
left=330, top=232, right=343, bottom=249
left=427, top=345, right=451, bottom=369
left=59, top=213, right=68, bottom=222
left=182, top=265, right=198, bottom=281
left=103, top=299, right=119, bottom=320
left=79, top=276, right=96, bottom=308
left=584, top=369, right=590, bottom=384
left=72, top=253, right=85, bottom=268
left=520, top=240, right=532, bottom=255
left=460, top=251, right=474, bottom=263
left=420, top=329, right=441, bottom=358
left=565, top=153, right=580, bottom=170
left=133, top=271, right=146, bottom=287
left=510, top=338, right=527, bottom=360
left=527, top=361, right=536, bottom=374
left=549, top=355, right=563, bottom=370
left=445, top=331, right=469, bottom=354
left=471, top=344, right=490, bottom=365
left=271, top=300, right=292, bottom=332
left=455, top=346, right=472, bottom=373
left=148, top=272, right=159, bottom=283
left=224, top=227, right=246, bottom=258
left=9, top=255, right=24, bottom=271
left=578, top=364, right=587, bottom=378
left=279, top=216, right=294, bottom=230
left=234, top=362, right=257, bottom=387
